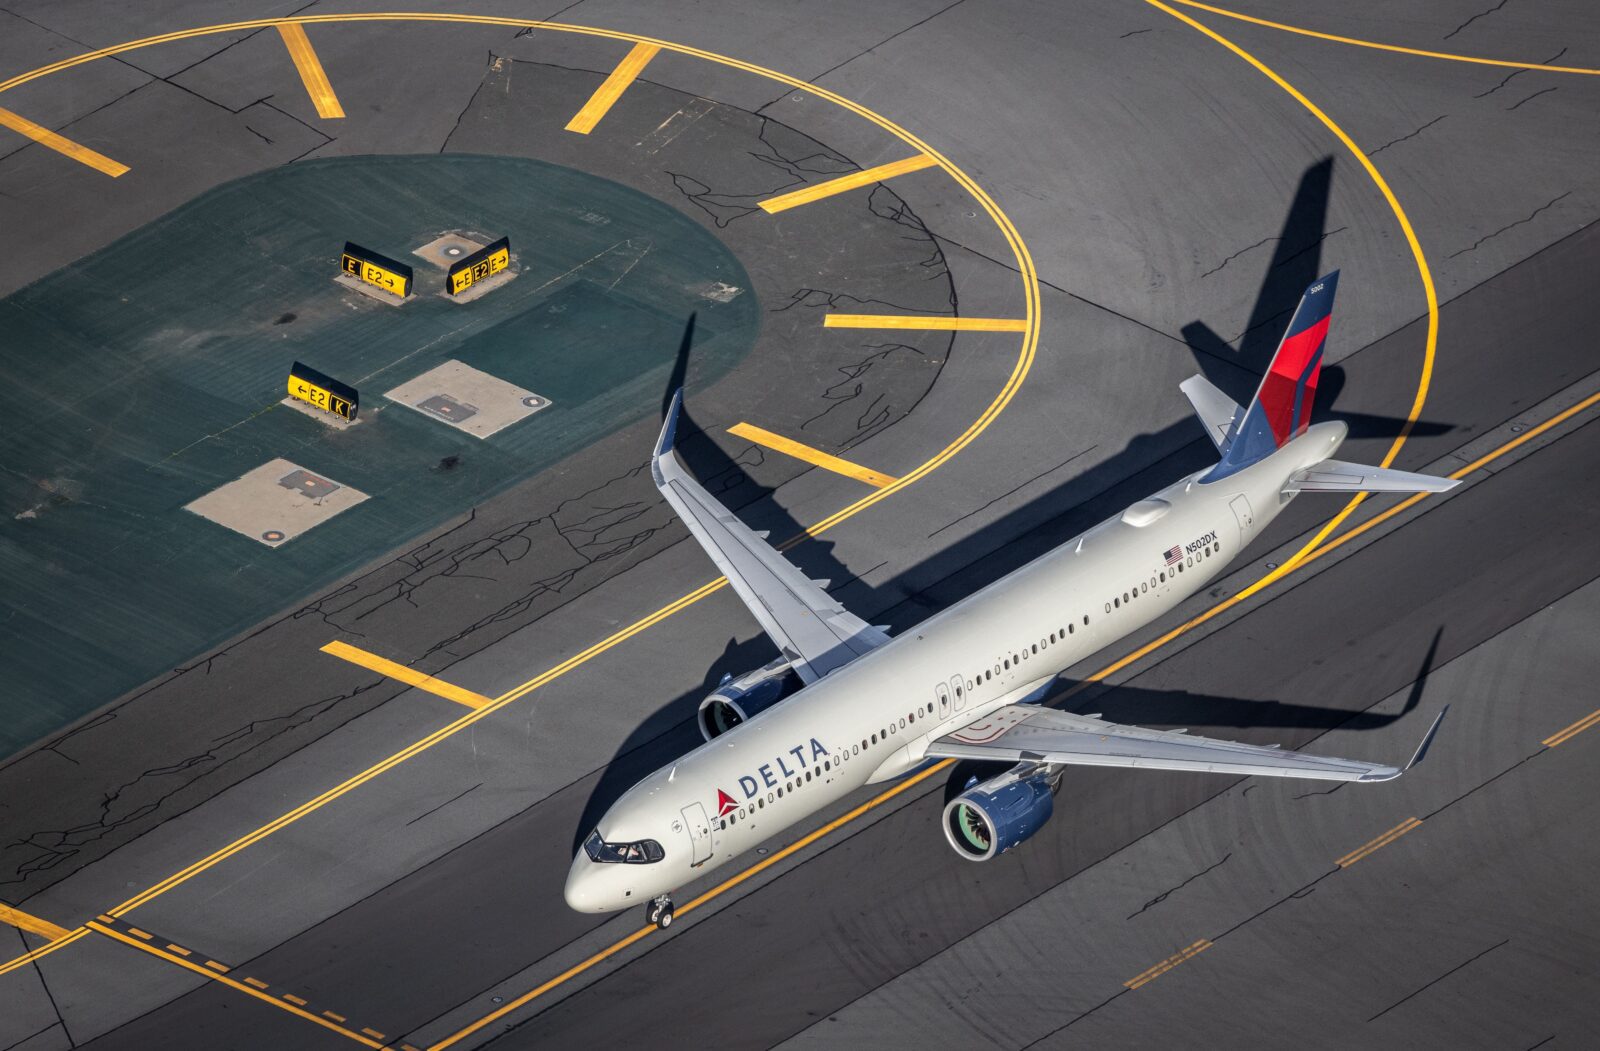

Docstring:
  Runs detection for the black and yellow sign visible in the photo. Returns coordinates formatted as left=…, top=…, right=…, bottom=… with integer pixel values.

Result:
left=287, top=361, right=359, bottom=421
left=447, top=237, right=511, bottom=296
left=340, top=242, right=412, bottom=299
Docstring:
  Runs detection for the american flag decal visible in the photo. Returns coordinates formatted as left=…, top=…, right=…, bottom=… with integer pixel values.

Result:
left=1163, top=546, right=1183, bottom=566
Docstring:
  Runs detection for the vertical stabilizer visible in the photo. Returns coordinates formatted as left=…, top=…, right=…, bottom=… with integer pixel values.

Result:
left=1206, top=271, right=1338, bottom=480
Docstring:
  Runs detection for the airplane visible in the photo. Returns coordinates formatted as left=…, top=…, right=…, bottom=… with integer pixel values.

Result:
left=565, top=272, right=1452, bottom=929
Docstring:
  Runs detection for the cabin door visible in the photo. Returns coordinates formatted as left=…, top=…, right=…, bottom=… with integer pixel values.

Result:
left=1229, top=494, right=1254, bottom=544
left=680, top=802, right=713, bottom=866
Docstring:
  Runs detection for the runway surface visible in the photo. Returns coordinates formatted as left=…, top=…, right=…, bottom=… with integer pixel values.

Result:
left=1, top=2, right=1597, bottom=1049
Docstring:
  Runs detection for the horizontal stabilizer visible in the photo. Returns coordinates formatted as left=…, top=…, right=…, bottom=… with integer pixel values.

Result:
left=1179, top=374, right=1242, bottom=454
left=1288, top=460, right=1459, bottom=494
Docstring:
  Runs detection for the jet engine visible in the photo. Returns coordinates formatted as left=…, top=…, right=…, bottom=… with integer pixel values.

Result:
left=942, top=763, right=1057, bottom=862
left=696, top=657, right=800, bottom=741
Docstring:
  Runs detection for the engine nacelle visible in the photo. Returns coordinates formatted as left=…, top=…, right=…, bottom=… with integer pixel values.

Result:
left=942, top=763, right=1055, bottom=862
left=696, top=657, right=799, bottom=741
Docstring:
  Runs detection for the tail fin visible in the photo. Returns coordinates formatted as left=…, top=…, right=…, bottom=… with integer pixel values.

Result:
left=1207, top=271, right=1338, bottom=480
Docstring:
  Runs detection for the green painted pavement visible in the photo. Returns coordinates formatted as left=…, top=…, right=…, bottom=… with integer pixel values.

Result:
left=0, top=154, right=758, bottom=755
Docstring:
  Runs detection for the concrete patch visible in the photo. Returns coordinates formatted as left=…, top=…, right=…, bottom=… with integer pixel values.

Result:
left=184, top=458, right=368, bottom=546
left=384, top=359, right=551, bottom=439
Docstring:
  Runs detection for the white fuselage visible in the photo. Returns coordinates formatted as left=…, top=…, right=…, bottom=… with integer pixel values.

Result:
left=563, top=423, right=1349, bottom=913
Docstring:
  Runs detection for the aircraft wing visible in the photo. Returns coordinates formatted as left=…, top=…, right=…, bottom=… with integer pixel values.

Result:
left=926, top=703, right=1446, bottom=783
left=652, top=392, right=889, bottom=684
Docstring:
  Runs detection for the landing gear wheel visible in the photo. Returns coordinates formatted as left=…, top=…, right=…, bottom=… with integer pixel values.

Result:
left=647, top=895, right=674, bottom=929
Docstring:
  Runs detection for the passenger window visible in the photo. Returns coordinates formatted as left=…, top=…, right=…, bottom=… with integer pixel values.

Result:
left=1141, top=581, right=1147, bottom=593
left=1049, top=632, right=1056, bottom=644
left=804, top=771, right=811, bottom=782
left=899, top=718, right=906, bottom=729
left=1004, top=658, right=1010, bottom=669
left=890, top=723, right=897, bottom=734
left=1083, top=614, right=1089, bottom=625
left=908, top=712, right=916, bottom=723
left=777, top=788, right=783, bottom=798
left=1114, top=597, right=1120, bottom=608
left=824, top=760, right=831, bottom=771
left=1068, top=623, right=1074, bottom=634
left=1031, top=643, right=1039, bottom=655
left=1186, top=556, right=1192, bottom=567
left=853, top=744, right=860, bottom=755
left=871, top=733, right=877, bottom=744
left=955, top=685, right=963, bottom=697
left=1160, top=572, right=1165, bottom=582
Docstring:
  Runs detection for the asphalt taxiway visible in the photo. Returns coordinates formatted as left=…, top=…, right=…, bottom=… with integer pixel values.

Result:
left=1, top=2, right=1597, bottom=1049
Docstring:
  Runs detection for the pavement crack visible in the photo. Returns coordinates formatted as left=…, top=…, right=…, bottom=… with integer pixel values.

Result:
left=1126, top=852, right=1231, bottom=918
left=1198, top=235, right=1274, bottom=279
left=1367, top=939, right=1510, bottom=1020
left=1120, top=28, right=1152, bottom=38
left=1506, top=85, right=1558, bottom=111
left=1369, top=114, right=1447, bottom=155
left=929, top=445, right=1097, bottom=539
left=1472, top=48, right=1565, bottom=98
left=1442, top=0, right=1512, bottom=40
left=1448, top=191, right=1570, bottom=258
left=754, top=0, right=970, bottom=112
left=404, top=783, right=482, bottom=826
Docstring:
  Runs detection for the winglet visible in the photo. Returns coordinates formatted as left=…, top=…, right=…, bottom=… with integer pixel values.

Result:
left=1405, top=705, right=1448, bottom=771
left=656, top=388, right=683, bottom=459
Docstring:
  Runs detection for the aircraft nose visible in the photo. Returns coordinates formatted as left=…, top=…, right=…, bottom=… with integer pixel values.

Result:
left=563, top=854, right=601, bottom=913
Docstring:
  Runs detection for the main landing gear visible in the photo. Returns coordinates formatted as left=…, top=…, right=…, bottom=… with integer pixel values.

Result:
left=647, top=894, right=675, bottom=929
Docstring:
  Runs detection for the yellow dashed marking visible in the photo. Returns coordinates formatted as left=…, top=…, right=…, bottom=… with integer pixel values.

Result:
left=165, top=943, right=191, bottom=956
left=822, top=313, right=1028, bottom=331
left=284, top=994, right=308, bottom=1006
left=758, top=154, right=938, bottom=213
left=1545, top=708, right=1600, bottom=747
left=727, top=422, right=898, bottom=488
left=205, top=959, right=230, bottom=972
left=0, top=105, right=128, bottom=176
left=244, top=976, right=269, bottom=989
left=276, top=23, right=344, bottom=119
left=323, top=1010, right=347, bottom=1023
left=321, top=640, right=491, bottom=710
left=565, top=41, right=658, bottom=133
left=127, top=927, right=153, bottom=940
left=0, top=904, right=71, bottom=941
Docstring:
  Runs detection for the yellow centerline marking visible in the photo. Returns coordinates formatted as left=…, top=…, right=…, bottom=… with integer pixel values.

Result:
left=1169, top=0, right=1600, bottom=76
left=1337, top=817, right=1423, bottom=868
left=727, top=422, right=898, bottom=488
left=276, top=23, right=345, bottom=119
left=86, top=923, right=385, bottom=1048
left=823, top=314, right=1028, bottom=331
left=0, top=927, right=88, bottom=977
left=0, top=105, right=128, bottom=177
left=1125, top=939, right=1213, bottom=989
left=758, top=154, right=938, bottom=214
left=321, top=640, right=491, bottom=710
left=565, top=41, right=658, bottom=134
left=1544, top=707, right=1600, bottom=748
left=0, top=903, right=70, bottom=941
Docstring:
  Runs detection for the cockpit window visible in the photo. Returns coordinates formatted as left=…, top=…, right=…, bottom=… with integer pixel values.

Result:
left=583, top=829, right=664, bottom=864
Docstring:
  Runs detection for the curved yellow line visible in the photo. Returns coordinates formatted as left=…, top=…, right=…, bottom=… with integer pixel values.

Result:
left=0, top=10, right=1039, bottom=544
left=0, top=16, right=1037, bottom=927
left=1168, top=0, right=1600, bottom=76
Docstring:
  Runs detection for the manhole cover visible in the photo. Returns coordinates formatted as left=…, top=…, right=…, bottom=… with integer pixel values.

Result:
left=262, top=530, right=285, bottom=543
left=521, top=395, right=548, bottom=409
left=277, top=469, right=341, bottom=497
left=418, top=394, right=479, bottom=422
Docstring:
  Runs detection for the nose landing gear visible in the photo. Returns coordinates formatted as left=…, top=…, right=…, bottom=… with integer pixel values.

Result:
left=646, top=894, right=675, bottom=929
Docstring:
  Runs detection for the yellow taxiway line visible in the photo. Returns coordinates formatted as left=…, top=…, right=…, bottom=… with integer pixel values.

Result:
left=759, top=154, right=938, bottom=214
left=566, top=41, right=659, bottom=134
left=1337, top=817, right=1424, bottom=868
left=1125, top=939, right=1213, bottom=990
left=1170, top=0, right=1600, bottom=76
left=727, top=422, right=898, bottom=488
left=321, top=641, right=490, bottom=710
left=88, top=922, right=387, bottom=1048
left=0, top=903, right=70, bottom=941
left=276, top=23, right=345, bottom=119
left=1544, top=707, right=1600, bottom=748
left=0, top=105, right=127, bottom=176
left=823, top=314, right=1029, bottom=332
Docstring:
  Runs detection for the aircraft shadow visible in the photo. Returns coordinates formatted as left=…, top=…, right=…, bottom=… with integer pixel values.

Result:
left=573, top=161, right=1453, bottom=849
